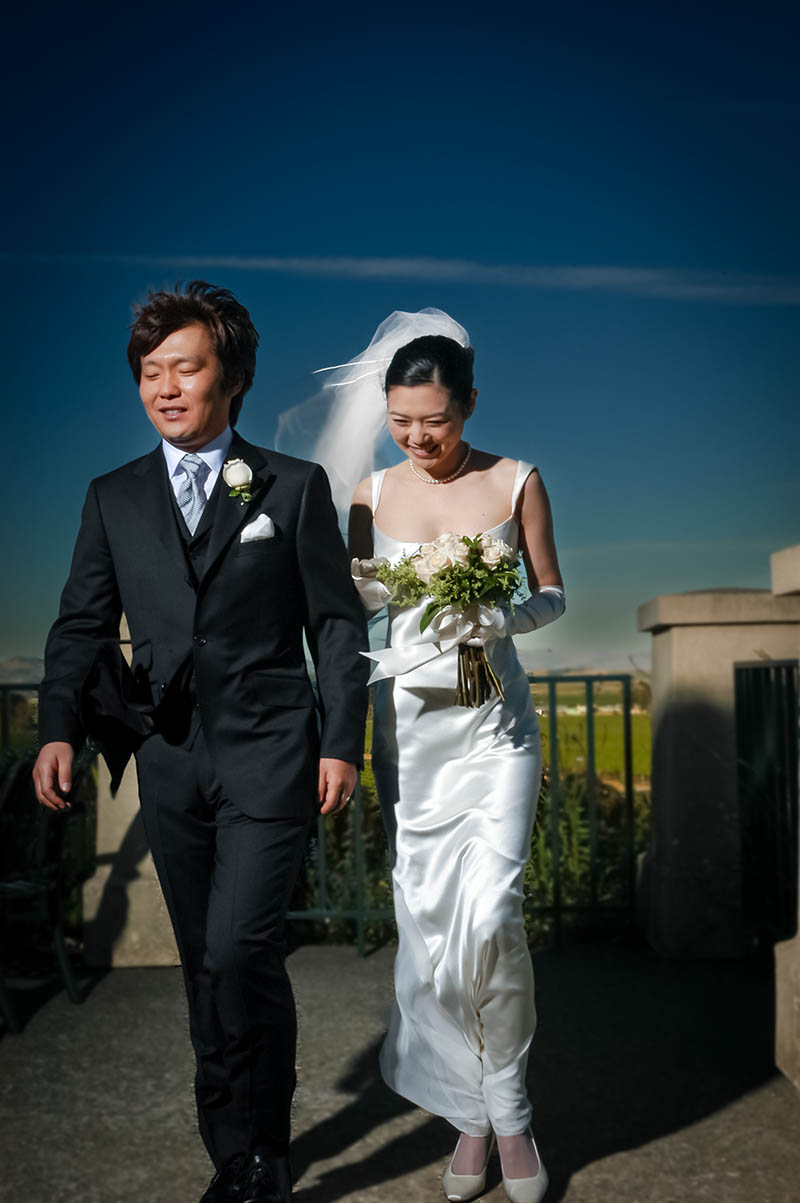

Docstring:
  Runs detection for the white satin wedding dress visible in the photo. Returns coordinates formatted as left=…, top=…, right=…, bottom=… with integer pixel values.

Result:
left=370, top=460, right=542, bottom=1138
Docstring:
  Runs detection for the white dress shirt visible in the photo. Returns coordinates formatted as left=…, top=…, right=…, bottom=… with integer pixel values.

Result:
left=162, top=427, right=234, bottom=502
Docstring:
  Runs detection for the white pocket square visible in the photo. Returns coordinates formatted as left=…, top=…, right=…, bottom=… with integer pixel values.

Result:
left=240, top=514, right=275, bottom=543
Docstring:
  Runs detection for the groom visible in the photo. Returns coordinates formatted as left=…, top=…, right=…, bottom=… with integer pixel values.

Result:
left=33, top=281, right=369, bottom=1202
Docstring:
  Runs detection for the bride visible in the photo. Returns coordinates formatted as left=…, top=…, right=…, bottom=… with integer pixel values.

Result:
left=317, top=310, right=564, bottom=1203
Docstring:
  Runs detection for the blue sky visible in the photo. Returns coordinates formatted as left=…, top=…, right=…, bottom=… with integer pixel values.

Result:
left=1, top=1, right=798, bottom=669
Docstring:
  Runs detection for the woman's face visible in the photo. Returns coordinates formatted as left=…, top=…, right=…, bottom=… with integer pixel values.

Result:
left=386, top=381, right=475, bottom=470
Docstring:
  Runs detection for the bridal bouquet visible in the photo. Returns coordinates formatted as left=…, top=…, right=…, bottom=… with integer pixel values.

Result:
left=361, top=532, right=522, bottom=707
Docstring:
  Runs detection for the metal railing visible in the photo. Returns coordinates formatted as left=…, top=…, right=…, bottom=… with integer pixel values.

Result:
left=288, top=786, right=388, bottom=955
left=290, top=674, right=640, bottom=952
left=735, top=659, right=799, bottom=943
left=527, top=674, right=637, bottom=947
left=2, top=675, right=643, bottom=954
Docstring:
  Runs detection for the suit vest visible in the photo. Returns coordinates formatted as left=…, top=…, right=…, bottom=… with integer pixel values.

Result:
left=156, top=472, right=225, bottom=739
left=167, top=470, right=224, bottom=586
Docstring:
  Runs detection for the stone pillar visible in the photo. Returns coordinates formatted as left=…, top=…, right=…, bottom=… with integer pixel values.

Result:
left=771, top=543, right=800, bottom=597
left=637, top=587, right=800, bottom=960
left=771, top=545, right=800, bottom=1091
left=776, top=906, right=800, bottom=1093
left=82, top=618, right=179, bottom=967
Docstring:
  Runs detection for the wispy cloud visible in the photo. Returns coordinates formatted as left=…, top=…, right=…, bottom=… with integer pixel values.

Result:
left=2, top=251, right=799, bottom=304
left=561, top=536, right=788, bottom=557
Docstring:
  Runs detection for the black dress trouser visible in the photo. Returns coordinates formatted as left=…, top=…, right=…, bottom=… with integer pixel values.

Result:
left=135, top=718, right=311, bottom=1168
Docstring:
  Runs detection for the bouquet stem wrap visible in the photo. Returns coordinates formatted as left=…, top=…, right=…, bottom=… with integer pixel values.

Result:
left=361, top=602, right=506, bottom=707
left=457, top=644, right=505, bottom=707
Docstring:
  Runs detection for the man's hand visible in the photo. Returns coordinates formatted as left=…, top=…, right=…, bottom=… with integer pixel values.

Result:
left=318, top=758, right=358, bottom=816
left=33, top=741, right=74, bottom=810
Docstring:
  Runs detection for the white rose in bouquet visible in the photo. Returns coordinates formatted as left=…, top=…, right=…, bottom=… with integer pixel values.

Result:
left=480, top=534, right=514, bottom=568
left=443, top=536, right=470, bottom=566
left=431, top=532, right=471, bottom=567
left=415, top=548, right=451, bottom=582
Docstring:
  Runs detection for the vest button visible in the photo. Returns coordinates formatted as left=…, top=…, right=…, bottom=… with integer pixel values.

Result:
left=193, top=635, right=207, bottom=646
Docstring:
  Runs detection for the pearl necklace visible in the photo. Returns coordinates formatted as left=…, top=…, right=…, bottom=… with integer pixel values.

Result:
left=408, top=444, right=472, bottom=485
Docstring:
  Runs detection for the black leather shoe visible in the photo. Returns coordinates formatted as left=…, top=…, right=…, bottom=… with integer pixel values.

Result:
left=240, top=1152, right=292, bottom=1202
left=200, top=1151, right=248, bottom=1202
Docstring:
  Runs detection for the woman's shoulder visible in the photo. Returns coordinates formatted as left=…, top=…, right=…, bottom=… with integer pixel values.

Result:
left=472, top=452, right=541, bottom=518
left=472, top=451, right=534, bottom=480
left=351, top=474, right=374, bottom=508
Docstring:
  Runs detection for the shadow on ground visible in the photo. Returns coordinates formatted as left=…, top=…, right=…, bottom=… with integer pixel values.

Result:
left=0, top=939, right=106, bottom=1037
left=293, top=938, right=777, bottom=1202
left=292, top=1036, right=443, bottom=1200
left=0, top=937, right=787, bottom=1203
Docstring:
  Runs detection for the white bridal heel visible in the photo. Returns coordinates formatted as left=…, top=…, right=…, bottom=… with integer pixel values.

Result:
left=442, top=1134, right=495, bottom=1201
left=500, top=1129, right=548, bottom=1203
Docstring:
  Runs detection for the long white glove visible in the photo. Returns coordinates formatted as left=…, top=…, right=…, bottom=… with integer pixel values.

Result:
left=351, top=558, right=393, bottom=614
left=466, top=586, right=565, bottom=644
left=505, top=585, right=565, bottom=634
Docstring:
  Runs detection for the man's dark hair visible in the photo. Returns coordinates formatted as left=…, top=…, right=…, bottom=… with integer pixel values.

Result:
left=385, top=334, right=475, bottom=414
left=127, top=280, right=260, bottom=425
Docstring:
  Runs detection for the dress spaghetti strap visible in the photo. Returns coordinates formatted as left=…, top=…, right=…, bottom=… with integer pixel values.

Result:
left=511, top=460, right=536, bottom=514
left=371, top=468, right=388, bottom=515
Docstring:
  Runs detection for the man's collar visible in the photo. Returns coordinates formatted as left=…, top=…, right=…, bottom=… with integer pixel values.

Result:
left=161, top=427, right=234, bottom=477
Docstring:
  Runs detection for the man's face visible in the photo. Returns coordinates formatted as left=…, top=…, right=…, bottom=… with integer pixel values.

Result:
left=139, top=322, right=236, bottom=449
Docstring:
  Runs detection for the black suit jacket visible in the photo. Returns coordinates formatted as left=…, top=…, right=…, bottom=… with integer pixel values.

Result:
left=39, top=434, right=370, bottom=819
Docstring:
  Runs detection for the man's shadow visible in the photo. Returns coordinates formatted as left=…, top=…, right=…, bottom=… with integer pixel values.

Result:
left=293, top=937, right=779, bottom=1201
left=82, top=810, right=151, bottom=966
left=0, top=815, right=150, bottom=1036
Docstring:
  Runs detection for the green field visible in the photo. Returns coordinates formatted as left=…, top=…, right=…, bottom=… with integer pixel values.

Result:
left=537, top=712, right=651, bottom=779
left=530, top=677, right=650, bottom=709
left=364, top=695, right=651, bottom=783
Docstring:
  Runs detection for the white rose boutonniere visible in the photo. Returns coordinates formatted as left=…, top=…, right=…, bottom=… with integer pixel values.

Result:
left=222, top=458, right=253, bottom=504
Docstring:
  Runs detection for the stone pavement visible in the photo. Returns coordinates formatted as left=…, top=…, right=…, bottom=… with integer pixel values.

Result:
left=2, top=939, right=799, bottom=1203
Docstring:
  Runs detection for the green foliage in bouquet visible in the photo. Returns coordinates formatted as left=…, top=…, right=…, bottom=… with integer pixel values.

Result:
left=374, top=557, right=428, bottom=607
left=375, top=533, right=523, bottom=633
left=417, top=536, right=522, bottom=633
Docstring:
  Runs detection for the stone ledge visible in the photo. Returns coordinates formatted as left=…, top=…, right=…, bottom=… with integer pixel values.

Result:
left=637, top=589, right=800, bottom=633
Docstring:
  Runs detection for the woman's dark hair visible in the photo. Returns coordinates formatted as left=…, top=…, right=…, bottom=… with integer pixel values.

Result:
left=385, top=335, right=475, bottom=414
left=127, top=280, right=259, bottom=425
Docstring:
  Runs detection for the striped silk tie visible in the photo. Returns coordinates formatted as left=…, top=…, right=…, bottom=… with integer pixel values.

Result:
left=176, top=453, right=208, bottom=535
